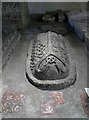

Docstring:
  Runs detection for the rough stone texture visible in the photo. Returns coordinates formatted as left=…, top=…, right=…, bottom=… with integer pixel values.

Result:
left=2, top=28, right=87, bottom=118
left=2, top=91, right=25, bottom=113
left=80, top=92, right=89, bottom=117
left=2, top=19, right=21, bottom=69
left=2, top=2, right=20, bottom=19
left=2, top=2, right=29, bottom=29
left=2, top=19, right=17, bottom=52
left=2, top=2, right=22, bottom=69
left=42, top=10, right=66, bottom=22
left=57, top=10, right=65, bottom=22
left=26, top=31, right=76, bottom=89
left=42, top=14, right=55, bottom=22
left=84, top=32, right=89, bottom=51
left=18, top=2, right=29, bottom=29
left=40, top=24, right=69, bottom=36
left=40, top=25, right=53, bottom=32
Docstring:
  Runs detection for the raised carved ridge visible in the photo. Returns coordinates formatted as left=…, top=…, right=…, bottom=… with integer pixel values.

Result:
left=26, top=31, right=76, bottom=89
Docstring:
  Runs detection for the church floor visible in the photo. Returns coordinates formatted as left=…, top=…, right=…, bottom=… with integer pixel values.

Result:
left=2, top=23, right=88, bottom=118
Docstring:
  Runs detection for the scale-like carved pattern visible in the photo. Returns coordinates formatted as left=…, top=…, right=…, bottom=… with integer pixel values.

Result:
left=30, top=39, right=45, bottom=71
left=30, top=32, right=69, bottom=80
left=26, top=31, right=76, bottom=89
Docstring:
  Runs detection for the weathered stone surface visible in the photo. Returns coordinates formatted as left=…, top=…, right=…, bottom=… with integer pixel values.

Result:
left=2, top=19, right=21, bottom=69
left=26, top=31, right=76, bottom=89
left=42, top=10, right=66, bottom=22
left=40, top=25, right=52, bottom=32
left=57, top=10, right=65, bottom=22
left=40, top=24, right=69, bottom=36
left=2, top=2, right=22, bottom=68
left=2, top=91, right=25, bottom=113
left=2, top=19, right=17, bottom=52
left=42, top=14, right=55, bottom=22
left=2, top=2, right=29, bottom=29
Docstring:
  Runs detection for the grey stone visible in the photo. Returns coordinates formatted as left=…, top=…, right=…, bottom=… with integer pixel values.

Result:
left=26, top=31, right=76, bottom=89
left=42, top=14, right=55, bottom=22
left=40, top=25, right=52, bottom=32
left=2, top=19, right=21, bottom=69
left=2, top=2, right=29, bottom=29
left=57, top=10, right=65, bottom=22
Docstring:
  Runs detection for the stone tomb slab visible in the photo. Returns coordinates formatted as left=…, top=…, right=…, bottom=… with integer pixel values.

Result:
left=25, top=31, right=76, bottom=90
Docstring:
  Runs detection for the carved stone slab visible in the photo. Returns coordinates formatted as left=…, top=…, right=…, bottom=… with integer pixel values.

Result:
left=25, top=31, right=76, bottom=89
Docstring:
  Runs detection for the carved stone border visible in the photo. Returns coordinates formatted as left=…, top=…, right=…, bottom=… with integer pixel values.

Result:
left=25, top=36, right=76, bottom=90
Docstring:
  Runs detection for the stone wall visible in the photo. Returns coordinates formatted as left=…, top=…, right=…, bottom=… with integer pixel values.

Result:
left=27, top=2, right=87, bottom=14
left=2, top=2, right=29, bottom=29
left=2, top=3, right=19, bottom=68
left=2, top=2, right=29, bottom=68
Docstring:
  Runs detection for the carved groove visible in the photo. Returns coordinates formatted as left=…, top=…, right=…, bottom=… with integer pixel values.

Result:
left=25, top=31, right=76, bottom=89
